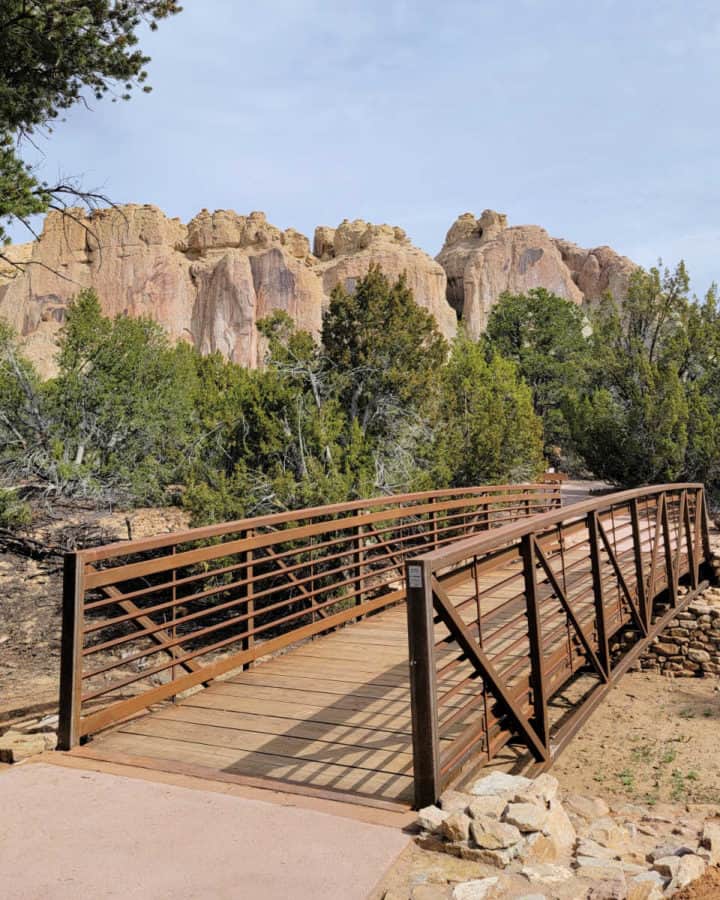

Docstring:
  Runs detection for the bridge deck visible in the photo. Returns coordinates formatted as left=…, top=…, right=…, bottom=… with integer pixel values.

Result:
left=70, top=543, right=586, bottom=807
left=81, top=605, right=417, bottom=804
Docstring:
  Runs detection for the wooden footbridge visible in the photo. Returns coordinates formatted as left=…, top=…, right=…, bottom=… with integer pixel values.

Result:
left=58, top=482, right=711, bottom=809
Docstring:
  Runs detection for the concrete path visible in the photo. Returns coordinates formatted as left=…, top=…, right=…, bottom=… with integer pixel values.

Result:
left=563, top=478, right=613, bottom=506
left=0, top=763, right=409, bottom=899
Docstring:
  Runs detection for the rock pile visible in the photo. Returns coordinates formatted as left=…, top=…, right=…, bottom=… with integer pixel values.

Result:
left=641, top=589, right=720, bottom=677
left=0, top=715, right=57, bottom=763
left=411, top=773, right=718, bottom=899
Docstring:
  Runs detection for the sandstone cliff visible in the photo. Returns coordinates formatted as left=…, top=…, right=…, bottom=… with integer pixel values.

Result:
left=436, top=211, right=637, bottom=337
left=0, top=204, right=636, bottom=376
left=313, top=219, right=457, bottom=338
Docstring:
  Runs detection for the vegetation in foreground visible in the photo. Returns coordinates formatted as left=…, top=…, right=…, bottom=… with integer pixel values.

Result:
left=1, top=260, right=720, bottom=529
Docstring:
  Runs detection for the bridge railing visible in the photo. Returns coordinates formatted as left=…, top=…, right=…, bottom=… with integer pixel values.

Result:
left=58, top=482, right=560, bottom=749
left=405, top=483, right=711, bottom=808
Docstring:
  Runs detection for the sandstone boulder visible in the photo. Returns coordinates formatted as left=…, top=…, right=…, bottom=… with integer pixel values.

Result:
left=504, top=802, right=548, bottom=833
left=469, top=815, right=522, bottom=850
left=0, top=729, right=56, bottom=762
left=555, top=239, right=636, bottom=306
left=441, top=812, right=472, bottom=842
left=470, top=772, right=531, bottom=797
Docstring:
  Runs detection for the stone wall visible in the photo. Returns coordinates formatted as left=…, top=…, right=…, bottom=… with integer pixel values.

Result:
left=640, top=588, right=720, bottom=677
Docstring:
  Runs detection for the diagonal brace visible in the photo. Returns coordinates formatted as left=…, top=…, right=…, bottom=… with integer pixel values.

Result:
left=431, top=576, right=548, bottom=762
left=596, top=519, right=648, bottom=636
left=533, top=538, right=608, bottom=681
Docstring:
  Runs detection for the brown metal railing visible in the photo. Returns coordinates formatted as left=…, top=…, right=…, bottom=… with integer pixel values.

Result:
left=405, top=483, right=711, bottom=808
left=58, top=482, right=561, bottom=749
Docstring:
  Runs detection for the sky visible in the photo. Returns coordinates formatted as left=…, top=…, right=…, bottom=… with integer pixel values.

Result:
left=12, top=0, right=720, bottom=293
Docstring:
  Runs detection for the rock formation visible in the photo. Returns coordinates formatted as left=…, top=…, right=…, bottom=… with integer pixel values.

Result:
left=313, top=219, right=457, bottom=338
left=0, top=204, right=637, bottom=377
left=436, top=210, right=637, bottom=337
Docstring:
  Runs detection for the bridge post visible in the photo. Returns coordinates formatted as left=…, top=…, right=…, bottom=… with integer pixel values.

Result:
left=587, top=512, right=610, bottom=680
left=58, top=551, right=84, bottom=750
left=521, top=535, right=549, bottom=752
left=630, top=500, right=649, bottom=631
left=406, top=559, right=441, bottom=809
left=661, top=497, right=679, bottom=607
left=242, top=531, right=255, bottom=669
left=700, top=487, right=712, bottom=566
left=353, top=522, right=366, bottom=609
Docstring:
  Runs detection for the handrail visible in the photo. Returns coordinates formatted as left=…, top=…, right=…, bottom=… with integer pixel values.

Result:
left=58, top=482, right=561, bottom=749
left=416, top=483, right=709, bottom=571
left=80, top=484, right=552, bottom=562
left=405, top=483, right=711, bottom=807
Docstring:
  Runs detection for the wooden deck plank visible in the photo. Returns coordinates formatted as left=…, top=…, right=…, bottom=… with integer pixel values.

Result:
left=205, top=682, right=416, bottom=717
left=98, top=732, right=414, bottom=801
left=212, top=677, right=476, bottom=713
left=117, top=716, right=415, bottom=775
left=180, top=689, right=417, bottom=734
left=151, top=703, right=436, bottom=750
left=225, top=670, right=478, bottom=704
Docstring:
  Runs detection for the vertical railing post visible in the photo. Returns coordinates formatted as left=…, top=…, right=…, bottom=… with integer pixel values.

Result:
left=685, top=492, right=698, bottom=589
left=170, top=544, right=177, bottom=695
left=630, top=499, right=648, bottom=631
left=675, top=491, right=687, bottom=589
left=406, top=559, right=441, bottom=809
left=354, top=521, right=366, bottom=614
left=661, top=492, right=678, bottom=607
left=521, top=535, right=549, bottom=752
left=430, top=497, right=439, bottom=548
left=588, top=512, right=610, bottom=680
left=58, top=551, right=84, bottom=750
left=242, top=531, right=255, bottom=669
left=700, top=487, right=712, bottom=565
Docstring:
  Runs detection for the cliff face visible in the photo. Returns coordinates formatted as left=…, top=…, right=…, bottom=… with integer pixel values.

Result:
left=436, top=210, right=637, bottom=337
left=0, top=204, right=636, bottom=376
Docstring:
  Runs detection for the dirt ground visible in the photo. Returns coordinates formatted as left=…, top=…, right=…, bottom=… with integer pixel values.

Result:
left=553, top=670, right=720, bottom=807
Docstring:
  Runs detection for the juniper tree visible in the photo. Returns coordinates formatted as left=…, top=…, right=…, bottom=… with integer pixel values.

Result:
left=0, top=1, right=181, bottom=251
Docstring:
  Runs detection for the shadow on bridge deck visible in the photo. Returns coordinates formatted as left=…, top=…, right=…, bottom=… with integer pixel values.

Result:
left=71, top=605, right=418, bottom=806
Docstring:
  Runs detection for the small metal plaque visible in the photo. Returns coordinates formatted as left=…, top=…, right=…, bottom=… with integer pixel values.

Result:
left=408, top=565, right=423, bottom=588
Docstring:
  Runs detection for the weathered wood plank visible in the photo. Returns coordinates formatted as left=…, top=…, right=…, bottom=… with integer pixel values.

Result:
left=118, top=716, right=415, bottom=775
left=97, top=732, right=414, bottom=801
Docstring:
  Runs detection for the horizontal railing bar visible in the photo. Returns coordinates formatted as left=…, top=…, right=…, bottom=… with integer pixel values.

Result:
left=81, top=558, right=408, bottom=681
left=83, top=505, right=556, bottom=642
left=83, top=492, right=559, bottom=589
left=83, top=538, right=412, bottom=640
left=80, top=484, right=560, bottom=563
left=416, top=484, right=703, bottom=573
